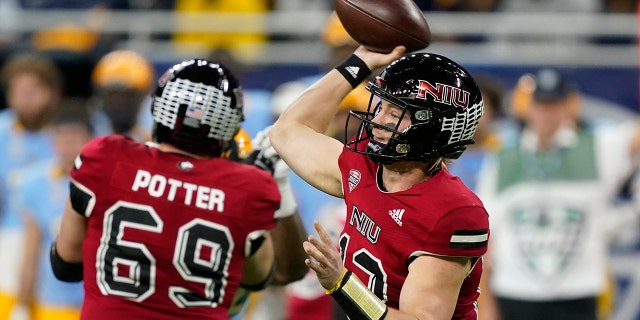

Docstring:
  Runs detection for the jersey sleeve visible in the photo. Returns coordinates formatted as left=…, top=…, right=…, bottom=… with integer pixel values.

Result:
left=69, top=136, right=111, bottom=217
left=244, top=168, right=280, bottom=229
left=422, top=206, right=489, bottom=257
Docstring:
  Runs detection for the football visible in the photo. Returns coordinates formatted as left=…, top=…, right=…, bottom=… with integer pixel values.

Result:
left=333, top=0, right=431, bottom=53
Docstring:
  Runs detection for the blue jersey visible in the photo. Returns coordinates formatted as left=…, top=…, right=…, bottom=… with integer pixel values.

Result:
left=0, top=112, right=55, bottom=313
left=0, top=109, right=13, bottom=127
left=0, top=114, right=54, bottom=229
left=12, top=160, right=84, bottom=308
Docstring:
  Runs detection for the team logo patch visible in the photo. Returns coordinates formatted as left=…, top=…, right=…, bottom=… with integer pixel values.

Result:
left=178, top=161, right=194, bottom=171
left=348, top=169, right=361, bottom=192
left=511, top=205, right=585, bottom=279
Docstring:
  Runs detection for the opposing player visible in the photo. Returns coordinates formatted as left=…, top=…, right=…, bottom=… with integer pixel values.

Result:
left=270, top=46, right=490, bottom=319
left=89, top=49, right=156, bottom=140
left=52, top=59, right=282, bottom=319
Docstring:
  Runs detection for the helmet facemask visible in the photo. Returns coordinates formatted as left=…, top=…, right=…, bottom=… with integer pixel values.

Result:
left=346, top=92, right=448, bottom=164
left=346, top=91, right=414, bottom=164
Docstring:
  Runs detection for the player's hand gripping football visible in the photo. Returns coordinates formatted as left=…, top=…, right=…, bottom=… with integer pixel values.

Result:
left=354, top=45, right=406, bottom=73
left=245, top=126, right=296, bottom=219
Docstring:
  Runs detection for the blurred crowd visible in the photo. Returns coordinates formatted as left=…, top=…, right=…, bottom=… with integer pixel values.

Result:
left=0, top=0, right=636, bottom=109
left=0, top=0, right=638, bottom=320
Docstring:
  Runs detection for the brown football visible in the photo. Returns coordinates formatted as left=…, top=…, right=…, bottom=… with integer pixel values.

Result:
left=334, top=0, right=431, bottom=53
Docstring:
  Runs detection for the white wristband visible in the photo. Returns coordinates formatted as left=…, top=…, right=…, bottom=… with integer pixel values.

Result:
left=274, top=179, right=297, bottom=219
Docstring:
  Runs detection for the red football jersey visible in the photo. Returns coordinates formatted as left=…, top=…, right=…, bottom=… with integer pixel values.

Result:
left=338, top=148, right=489, bottom=319
left=69, top=135, right=280, bottom=320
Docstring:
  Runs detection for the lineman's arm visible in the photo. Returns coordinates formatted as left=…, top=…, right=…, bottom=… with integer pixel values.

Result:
left=270, top=211, right=308, bottom=285
left=51, top=198, right=86, bottom=282
left=245, top=127, right=309, bottom=284
left=239, top=232, right=275, bottom=289
left=228, top=232, right=277, bottom=316
left=270, top=46, right=405, bottom=198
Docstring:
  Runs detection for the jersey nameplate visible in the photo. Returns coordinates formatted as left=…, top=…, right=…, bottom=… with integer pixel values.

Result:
left=131, top=169, right=225, bottom=212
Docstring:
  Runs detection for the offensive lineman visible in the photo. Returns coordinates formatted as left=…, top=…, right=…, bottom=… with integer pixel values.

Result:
left=51, top=59, right=284, bottom=319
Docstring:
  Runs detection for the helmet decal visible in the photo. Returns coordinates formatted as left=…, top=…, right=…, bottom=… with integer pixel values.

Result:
left=442, top=99, right=483, bottom=145
left=416, top=80, right=470, bottom=109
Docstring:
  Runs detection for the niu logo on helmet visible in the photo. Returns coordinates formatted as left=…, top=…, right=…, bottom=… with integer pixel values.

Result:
left=416, top=80, right=470, bottom=109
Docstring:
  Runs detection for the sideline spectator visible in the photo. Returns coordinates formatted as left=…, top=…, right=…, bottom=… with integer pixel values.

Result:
left=10, top=101, right=92, bottom=320
left=476, top=68, right=637, bottom=320
left=0, top=52, right=62, bottom=319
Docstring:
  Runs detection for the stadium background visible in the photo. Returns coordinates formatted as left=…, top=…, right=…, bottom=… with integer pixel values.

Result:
left=0, top=5, right=637, bottom=320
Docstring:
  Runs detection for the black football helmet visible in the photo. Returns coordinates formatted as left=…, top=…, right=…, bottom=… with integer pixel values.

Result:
left=151, top=59, right=244, bottom=157
left=345, top=53, right=484, bottom=164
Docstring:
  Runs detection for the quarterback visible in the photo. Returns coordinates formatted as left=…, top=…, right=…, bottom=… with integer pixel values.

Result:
left=271, top=45, right=490, bottom=320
